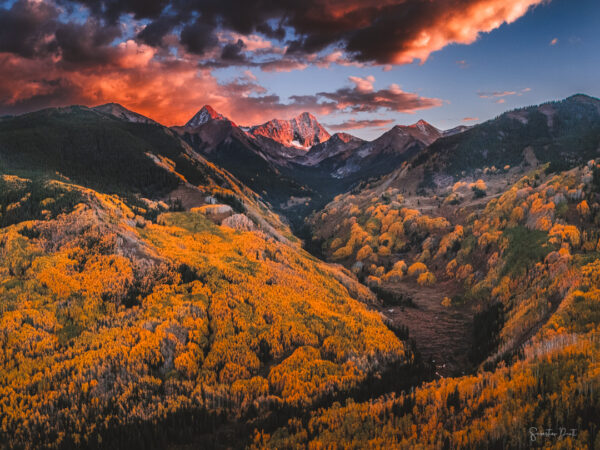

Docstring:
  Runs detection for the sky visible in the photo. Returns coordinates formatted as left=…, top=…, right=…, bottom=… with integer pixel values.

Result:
left=0, top=0, right=598, bottom=139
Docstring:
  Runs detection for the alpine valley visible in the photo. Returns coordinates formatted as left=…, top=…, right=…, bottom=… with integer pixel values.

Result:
left=1, top=94, right=600, bottom=450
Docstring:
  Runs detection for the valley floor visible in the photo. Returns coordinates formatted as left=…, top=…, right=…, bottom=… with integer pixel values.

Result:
left=376, top=281, right=474, bottom=378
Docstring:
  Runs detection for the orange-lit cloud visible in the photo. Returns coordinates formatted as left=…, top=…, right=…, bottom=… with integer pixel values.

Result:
left=478, top=90, right=518, bottom=98
left=478, top=87, right=532, bottom=102
left=384, top=0, right=547, bottom=64
left=462, top=117, right=479, bottom=122
left=477, top=88, right=531, bottom=104
left=317, top=76, right=443, bottom=113
left=0, top=49, right=303, bottom=125
left=348, top=75, right=376, bottom=93
left=0, top=50, right=442, bottom=126
left=0, top=0, right=546, bottom=124
left=25, top=0, right=548, bottom=67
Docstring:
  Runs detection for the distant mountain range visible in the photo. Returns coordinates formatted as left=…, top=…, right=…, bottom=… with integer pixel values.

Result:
left=1, top=94, right=599, bottom=231
left=167, top=105, right=468, bottom=227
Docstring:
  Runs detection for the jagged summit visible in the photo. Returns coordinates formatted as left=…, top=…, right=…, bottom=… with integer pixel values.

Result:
left=250, top=112, right=331, bottom=148
left=408, top=119, right=436, bottom=132
left=387, top=119, right=442, bottom=146
left=185, top=105, right=229, bottom=128
left=92, top=102, right=158, bottom=125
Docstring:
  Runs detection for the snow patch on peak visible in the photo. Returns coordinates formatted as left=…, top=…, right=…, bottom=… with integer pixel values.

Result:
left=185, top=105, right=229, bottom=128
left=415, top=120, right=429, bottom=132
left=291, top=139, right=310, bottom=149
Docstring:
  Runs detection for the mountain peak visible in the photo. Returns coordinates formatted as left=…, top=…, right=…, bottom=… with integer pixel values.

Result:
left=185, top=105, right=229, bottom=128
left=92, top=103, right=158, bottom=125
left=250, top=112, right=330, bottom=148
left=295, top=111, right=317, bottom=121
left=409, top=119, right=438, bottom=132
left=565, top=94, right=600, bottom=106
left=386, top=119, right=441, bottom=145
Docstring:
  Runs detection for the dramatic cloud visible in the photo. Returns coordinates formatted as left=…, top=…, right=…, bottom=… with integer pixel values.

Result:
left=317, top=76, right=443, bottom=113
left=326, top=118, right=395, bottom=131
left=0, top=0, right=546, bottom=123
left=55, top=0, right=546, bottom=66
left=0, top=0, right=59, bottom=58
left=0, top=48, right=330, bottom=126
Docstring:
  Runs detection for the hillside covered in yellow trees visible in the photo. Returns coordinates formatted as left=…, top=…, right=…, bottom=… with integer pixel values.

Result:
left=0, top=175, right=407, bottom=448
left=1, top=95, right=600, bottom=449
left=293, top=159, right=600, bottom=448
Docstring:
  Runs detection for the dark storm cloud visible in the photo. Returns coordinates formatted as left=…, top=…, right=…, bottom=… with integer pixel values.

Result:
left=221, top=39, right=246, bottom=61
left=0, top=0, right=59, bottom=58
left=61, top=0, right=169, bottom=23
left=137, top=14, right=180, bottom=47
left=0, top=0, right=123, bottom=69
left=0, top=0, right=544, bottom=127
left=55, top=20, right=123, bottom=67
left=0, top=0, right=547, bottom=71
left=179, top=19, right=219, bottom=55
left=59, top=0, right=545, bottom=64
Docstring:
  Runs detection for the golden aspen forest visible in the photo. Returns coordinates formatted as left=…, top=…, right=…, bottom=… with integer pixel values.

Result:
left=0, top=174, right=410, bottom=448
left=276, top=160, right=600, bottom=448
left=0, top=7, right=599, bottom=442
left=2, top=145, right=600, bottom=448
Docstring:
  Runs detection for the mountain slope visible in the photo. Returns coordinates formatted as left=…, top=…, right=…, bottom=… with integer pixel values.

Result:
left=0, top=174, right=406, bottom=448
left=260, top=161, right=600, bottom=448
left=0, top=105, right=414, bottom=448
left=0, top=104, right=294, bottom=242
left=0, top=106, right=180, bottom=196
left=2, top=94, right=600, bottom=449
left=413, top=94, right=600, bottom=185
left=172, top=110, right=314, bottom=218
left=294, top=132, right=365, bottom=166
left=306, top=95, right=600, bottom=379
left=317, top=120, right=442, bottom=179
